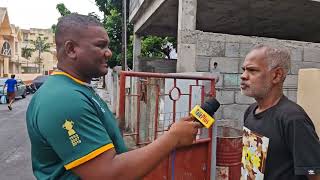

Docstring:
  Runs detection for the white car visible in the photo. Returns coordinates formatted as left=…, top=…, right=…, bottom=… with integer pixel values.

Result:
left=0, top=78, right=27, bottom=103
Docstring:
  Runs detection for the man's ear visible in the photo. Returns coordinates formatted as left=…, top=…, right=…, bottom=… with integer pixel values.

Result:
left=272, top=67, right=285, bottom=84
left=64, top=40, right=77, bottom=59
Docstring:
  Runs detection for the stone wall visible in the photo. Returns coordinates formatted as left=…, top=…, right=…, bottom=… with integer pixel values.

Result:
left=138, top=57, right=177, bottom=73
left=180, top=30, right=320, bottom=128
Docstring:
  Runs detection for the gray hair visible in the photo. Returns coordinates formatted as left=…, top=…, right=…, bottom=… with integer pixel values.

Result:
left=252, top=44, right=291, bottom=74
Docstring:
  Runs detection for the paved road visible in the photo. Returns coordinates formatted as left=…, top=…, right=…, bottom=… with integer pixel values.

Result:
left=0, top=95, right=34, bottom=180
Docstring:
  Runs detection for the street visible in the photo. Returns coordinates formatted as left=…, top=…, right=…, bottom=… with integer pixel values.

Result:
left=0, top=95, right=34, bottom=180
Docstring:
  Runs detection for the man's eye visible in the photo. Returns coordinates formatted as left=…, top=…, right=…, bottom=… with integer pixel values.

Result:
left=97, top=44, right=108, bottom=49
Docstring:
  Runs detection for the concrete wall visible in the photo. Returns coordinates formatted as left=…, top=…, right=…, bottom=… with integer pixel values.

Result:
left=179, top=30, right=320, bottom=127
left=138, top=57, right=177, bottom=73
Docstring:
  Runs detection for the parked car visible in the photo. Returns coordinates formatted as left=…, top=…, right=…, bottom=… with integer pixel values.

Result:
left=32, top=75, right=49, bottom=90
left=0, top=78, right=27, bottom=102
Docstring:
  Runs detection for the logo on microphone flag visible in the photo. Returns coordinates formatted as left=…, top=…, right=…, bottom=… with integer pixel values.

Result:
left=190, top=105, right=215, bottom=128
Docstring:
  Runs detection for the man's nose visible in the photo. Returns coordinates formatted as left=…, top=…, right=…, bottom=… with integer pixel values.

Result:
left=240, top=71, right=248, bottom=81
left=105, top=49, right=112, bottom=59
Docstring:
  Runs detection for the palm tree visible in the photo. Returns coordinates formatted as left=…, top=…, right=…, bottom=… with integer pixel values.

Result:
left=21, top=46, right=34, bottom=69
left=30, top=36, right=51, bottom=73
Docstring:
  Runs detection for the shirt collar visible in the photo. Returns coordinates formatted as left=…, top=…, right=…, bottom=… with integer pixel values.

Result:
left=51, top=71, right=93, bottom=87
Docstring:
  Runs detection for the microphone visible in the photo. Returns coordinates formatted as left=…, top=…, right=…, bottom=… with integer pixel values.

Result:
left=190, top=97, right=220, bottom=128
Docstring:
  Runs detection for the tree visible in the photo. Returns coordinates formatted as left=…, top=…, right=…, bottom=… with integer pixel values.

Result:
left=56, top=3, right=71, bottom=16
left=21, top=47, right=34, bottom=71
left=21, top=47, right=33, bottom=60
left=30, top=36, right=52, bottom=73
left=141, top=36, right=177, bottom=59
left=104, top=9, right=123, bottom=64
left=51, top=3, right=72, bottom=32
left=95, top=0, right=121, bottom=16
left=95, top=0, right=133, bottom=69
left=94, top=0, right=177, bottom=69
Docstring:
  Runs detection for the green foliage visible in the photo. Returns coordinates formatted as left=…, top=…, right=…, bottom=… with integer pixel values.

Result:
left=31, top=36, right=51, bottom=54
left=52, top=1, right=178, bottom=69
left=141, top=36, right=177, bottom=59
left=56, top=3, right=71, bottom=16
left=95, top=1, right=134, bottom=69
left=95, top=0, right=121, bottom=16
left=141, top=36, right=164, bottom=58
left=21, top=47, right=34, bottom=60
left=30, top=36, right=52, bottom=72
left=104, top=9, right=122, bottom=63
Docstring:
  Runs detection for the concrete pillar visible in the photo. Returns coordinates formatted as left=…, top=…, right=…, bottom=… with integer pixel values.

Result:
left=177, top=0, right=197, bottom=72
left=133, top=34, right=141, bottom=72
left=12, top=63, right=16, bottom=74
left=297, top=69, right=320, bottom=136
left=0, top=60, right=3, bottom=77
left=3, top=57, right=9, bottom=77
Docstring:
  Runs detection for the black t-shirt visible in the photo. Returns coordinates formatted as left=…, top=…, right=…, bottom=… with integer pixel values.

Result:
left=242, top=95, right=320, bottom=180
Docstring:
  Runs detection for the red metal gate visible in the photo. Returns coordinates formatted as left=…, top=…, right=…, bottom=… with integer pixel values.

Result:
left=118, top=71, right=216, bottom=180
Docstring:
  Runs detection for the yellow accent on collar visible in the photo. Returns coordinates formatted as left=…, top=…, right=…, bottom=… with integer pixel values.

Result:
left=51, top=71, right=86, bottom=85
left=64, top=143, right=114, bottom=170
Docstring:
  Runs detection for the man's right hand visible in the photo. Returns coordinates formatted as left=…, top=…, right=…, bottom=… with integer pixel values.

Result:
left=72, top=116, right=202, bottom=179
left=167, top=117, right=202, bottom=148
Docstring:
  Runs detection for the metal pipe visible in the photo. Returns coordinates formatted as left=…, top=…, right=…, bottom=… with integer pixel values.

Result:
left=154, top=85, right=160, bottom=140
left=119, top=72, right=126, bottom=134
left=120, top=71, right=216, bottom=81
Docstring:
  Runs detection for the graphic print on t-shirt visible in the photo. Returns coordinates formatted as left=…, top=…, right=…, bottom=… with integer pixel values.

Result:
left=241, top=127, right=269, bottom=180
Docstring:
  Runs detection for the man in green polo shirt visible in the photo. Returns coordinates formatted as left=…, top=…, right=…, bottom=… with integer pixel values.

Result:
left=26, top=14, right=201, bottom=179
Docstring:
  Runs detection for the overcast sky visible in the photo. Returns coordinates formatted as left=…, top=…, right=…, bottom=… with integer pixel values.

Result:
left=0, top=0, right=103, bottom=29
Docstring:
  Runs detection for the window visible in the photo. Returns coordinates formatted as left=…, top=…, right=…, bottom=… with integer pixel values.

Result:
left=23, top=33, right=28, bottom=42
left=1, top=41, right=12, bottom=56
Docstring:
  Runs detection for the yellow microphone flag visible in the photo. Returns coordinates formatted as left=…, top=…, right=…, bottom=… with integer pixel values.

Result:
left=190, top=105, right=215, bottom=128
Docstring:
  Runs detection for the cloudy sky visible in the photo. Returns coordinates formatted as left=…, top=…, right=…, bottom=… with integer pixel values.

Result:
left=0, top=0, right=103, bottom=29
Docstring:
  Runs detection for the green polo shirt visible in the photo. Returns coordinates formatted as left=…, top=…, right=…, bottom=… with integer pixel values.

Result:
left=26, top=72, right=127, bottom=180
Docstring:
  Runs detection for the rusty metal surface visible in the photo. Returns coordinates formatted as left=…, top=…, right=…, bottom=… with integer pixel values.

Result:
left=216, top=127, right=243, bottom=180
left=118, top=71, right=217, bottom=179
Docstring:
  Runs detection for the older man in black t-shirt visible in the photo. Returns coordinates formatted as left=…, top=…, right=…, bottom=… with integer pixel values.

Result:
left=240, top=44, right=320, bottom=180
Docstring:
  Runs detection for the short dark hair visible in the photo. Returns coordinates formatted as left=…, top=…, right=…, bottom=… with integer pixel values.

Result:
left=11, top=74, right=15, bottom=78
left=213, top=62, right=218, bottom=66
left=55, top=13, right=103, bottom=50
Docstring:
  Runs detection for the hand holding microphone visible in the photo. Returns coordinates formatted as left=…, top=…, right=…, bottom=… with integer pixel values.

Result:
left=190, top=97, right=220, bottom=128
left=168, top=97, right=220, bottom=148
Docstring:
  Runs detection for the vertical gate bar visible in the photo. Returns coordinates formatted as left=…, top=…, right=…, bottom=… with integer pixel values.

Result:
left=201, top=85, right=205, bottom=104
left=119, top=72, right=126, bottom=134
left=154, top=85, right=160, bottom=140
left=172, top=78, right=177, bottom=123
left=211, top=124, right=217, bottom=179
left=188, top=85, right=192, bottom=112
left=210, top=79, right=216, bottom=97
left=136, top=81, right=141, bottom=145
left=207, top=126, right=213, bottom=180
left=173, top=100, right=176, bottom=123
left=209, top=79, right=216, bottom=179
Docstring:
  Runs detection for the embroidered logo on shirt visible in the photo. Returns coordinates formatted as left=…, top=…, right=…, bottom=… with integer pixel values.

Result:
left=62, top=120, right=81, bottom=147
left=308, top=170, right=315, bottom=175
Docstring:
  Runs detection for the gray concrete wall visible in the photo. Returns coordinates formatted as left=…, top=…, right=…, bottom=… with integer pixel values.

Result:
left=138, top=57, right=177, bottom=73
left=179, top=30, right=320, bottom=128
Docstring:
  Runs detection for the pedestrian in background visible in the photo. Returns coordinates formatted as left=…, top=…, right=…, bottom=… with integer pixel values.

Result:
left=3, top=74, right=18, bottom=111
